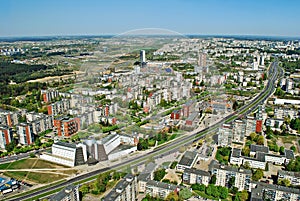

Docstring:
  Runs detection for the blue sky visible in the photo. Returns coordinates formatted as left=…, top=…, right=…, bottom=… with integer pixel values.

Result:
left=1, top=0, right=299, bottom=37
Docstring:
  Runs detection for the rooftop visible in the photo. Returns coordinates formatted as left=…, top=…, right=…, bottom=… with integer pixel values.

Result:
left=250, top=144, right=269, bottom=153
left=231, top=148, right=242, bottom=158
left=184, top=168, right=211, bottom=177
left=178, top=151, right=198, bottom=167
left=54, top=141, right=77, bottom=149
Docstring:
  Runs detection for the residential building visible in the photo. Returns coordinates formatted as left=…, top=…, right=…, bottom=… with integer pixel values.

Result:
left=217, top=124, right=233, bottom=146
left=209, top=160, right=252, bottom=191
left=103, top=174, right=137, bottom=201
left=182, top=100, right=195, bottom=118
left=54, top=117, right=80, bottom=137
left=0, top=125, right=13, bottom=149
left=233, top=120, right=246, bottom=143
left=17, top=123, right=34, bottom=145
left=250, top=182, right=300, bottom=201
left=41, top=89, right=59, bottom=103
left=278, top=170, right=300, bottom=186
left=183, top=168, right=211, bottom=186
left=138, top=162, right=157, bottom=192
left=145, top=180, right=180, bottom=199
left=176, top=151, right=198, bottom=171
left=49, top=185, right=80, bottom=201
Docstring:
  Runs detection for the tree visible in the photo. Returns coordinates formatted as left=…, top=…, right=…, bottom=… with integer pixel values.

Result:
left=250, top=132, right=257, bottom=141
left=206, top=184, right=212, bottom=196
left=291, top=145, right=296, bottom=152
left=179, top=188, right=192, bottom=200
left=166, top=192, right=179, bottom=201
left=210, top=175, right=216, bottom=184
left=5, top=141, right=16, bottom=152
left=278, top=178, right=291, bottom=187
left=252, top=169, right=264, bottom=181
left=218, top=186, right=229, bottom=199
left=235, top=190, right=249, bottom=201
left=233, top=101, right=239, bottom=111
left=228, top=176, right=236, bottom=188
left=79, top=184, right=90, bottom=195
left=242, top=146, right=250, bottom=157
left=257, top=135, right=264, bottom=145
left=154, top=169, right=166, bottom=181
left=279, top=146, right=285, bottom=155
left=211, top=185, right=220, bottom=198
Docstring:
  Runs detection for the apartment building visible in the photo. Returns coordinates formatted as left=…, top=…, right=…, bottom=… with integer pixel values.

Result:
left=103, top=174, right=137, bottom=201
left=209, top=160, right=252, bottom=191
left=53, top=117, right=80, bottom=137
left=251, top=182, right=300, bottom=201
left=278, top=170, right=300, bottom=186
left=49, top=185, right=80, bottom=201
left=145, top=180, right=180, bottom=199
left=183, top=168, right=211, bottom=186
left=0, top=125, right=13, bottom=149
left=16, top=123, right=34, bottom=145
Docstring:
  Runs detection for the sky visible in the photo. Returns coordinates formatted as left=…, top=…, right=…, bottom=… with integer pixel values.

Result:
left=1, top=0, right=300, bottom=37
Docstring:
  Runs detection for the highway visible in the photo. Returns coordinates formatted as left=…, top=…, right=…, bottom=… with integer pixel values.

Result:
left=6, top=62, right=282, bottom=201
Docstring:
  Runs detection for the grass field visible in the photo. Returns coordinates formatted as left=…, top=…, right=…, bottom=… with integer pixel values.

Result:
left=0, top=158, right=73, bottom=184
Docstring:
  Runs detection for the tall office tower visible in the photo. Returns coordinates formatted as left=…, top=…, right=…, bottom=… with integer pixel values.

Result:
left=260, top=55, right=265, bottom=66
left=140, top=50, right=146, bottom=63
left=198, top=52, right=207, bottom=67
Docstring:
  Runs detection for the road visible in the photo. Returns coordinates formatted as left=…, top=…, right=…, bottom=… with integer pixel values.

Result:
left=5, top=62, right=282, bottom=201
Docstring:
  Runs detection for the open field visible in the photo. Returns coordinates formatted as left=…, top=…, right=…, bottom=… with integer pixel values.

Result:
left=0, top=158, right=77, bottom=184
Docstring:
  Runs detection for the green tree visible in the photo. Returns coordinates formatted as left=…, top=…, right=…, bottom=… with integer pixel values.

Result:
left=250, top=132, right=257, bottom=141
left=252, top=169, right=264, bottom=181
left=5, top=141, right=16, bottom=152
left=154, top=168, right=166, bottom=181
left=210, top=175, right=217, bottom=184
left=218, top=186, right=229, bottom=199
left=278, top=178, right=291, bottom=187
left=257, top=135, right=264, bottom=145
left=166, top=192, right=179, bottom=201
left=242, top=146, right=250, bottom=157
left=79, top=184, right=90, bottom=195
left=279, top=146, right=285, bottom=155
left=179, top=188, right=192, bottom=200
left=228, top=176, right=236, bottom=188
left=291, top=145, right=296, bottom=152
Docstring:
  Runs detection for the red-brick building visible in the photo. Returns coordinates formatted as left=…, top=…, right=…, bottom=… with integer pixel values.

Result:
left=54, top=117, right=80, bottom=137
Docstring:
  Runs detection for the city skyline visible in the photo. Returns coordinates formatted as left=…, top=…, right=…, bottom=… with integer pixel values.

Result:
left=1, top=0, right=300, bottom=37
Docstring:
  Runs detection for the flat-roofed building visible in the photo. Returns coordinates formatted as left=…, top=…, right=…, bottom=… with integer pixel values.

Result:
left=251, top=182, right=300, bottom=201
left=49, top=185, right=79, bottom=201
left=145, top=180, right=180, bottom=199
left=176, top=151, right=198, bottom=171
left=0, top=125, right=13, bottom=149
left=209, top=160, right=251, bottom=191
left=183, top=168, right=211, bottom=185
left=103, top=174, right=137, bottom=201
left=17, top=123, right=34, bottom=145
left=40, top=141, right=87, bottom=167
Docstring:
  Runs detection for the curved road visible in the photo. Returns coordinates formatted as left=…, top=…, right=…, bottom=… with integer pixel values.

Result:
left=6, top=62, right=282, bottom=201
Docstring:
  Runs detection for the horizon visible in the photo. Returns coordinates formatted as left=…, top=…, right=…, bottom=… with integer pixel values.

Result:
left=1, top=0, right=300, bottom=37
